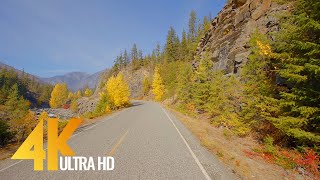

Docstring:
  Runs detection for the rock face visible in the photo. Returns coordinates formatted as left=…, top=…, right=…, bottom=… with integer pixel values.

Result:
left=77, top=97, right=99, bottom=115
left=196, top=0, right=290, bottom=74
left=122, top=67, right=152, bottom=99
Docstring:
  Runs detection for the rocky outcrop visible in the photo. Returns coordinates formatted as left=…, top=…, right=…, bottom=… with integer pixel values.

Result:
left=122, top=67, right=152, bottom=98
left=77, top=97, right=99, bottom=115
left=196, top=0, right=290, bottom=74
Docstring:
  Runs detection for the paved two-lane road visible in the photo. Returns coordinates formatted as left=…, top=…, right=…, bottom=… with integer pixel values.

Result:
left=0, top=101, right=238, bottom=180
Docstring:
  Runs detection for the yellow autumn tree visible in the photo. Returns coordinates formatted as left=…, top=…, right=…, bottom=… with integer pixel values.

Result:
left=84, top=88, right=93, bottom=97
left=67, top=91, right=74, bottom=100
left=152, top=67, right=165, bottom=101
left=106, top=73, right=130, bottom=108
left=49, top=83, right=68, bottom=108
left=75, top=90, right=82, bottom=98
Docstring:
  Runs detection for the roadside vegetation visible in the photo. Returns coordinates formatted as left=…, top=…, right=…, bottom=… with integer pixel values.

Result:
left=84, top=72, right=131, bottom=119
left=99, top=0, right=319, bottom=177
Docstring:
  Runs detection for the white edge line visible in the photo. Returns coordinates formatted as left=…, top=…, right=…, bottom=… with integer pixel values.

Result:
left=0, top=160, right=23, bottom=172
left=162, top=107, right=212, bottom=180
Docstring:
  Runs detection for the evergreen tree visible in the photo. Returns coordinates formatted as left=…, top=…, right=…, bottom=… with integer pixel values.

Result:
left=155, top=43, right=161, bottom=62
left=143, top=76, right=150, bottom=96
left=192, top=53, right=213, bottom=111
left=180, top=30, right=189, bottom=61
left=272, top=0, right=320, bottom=145
left=131, top=43, right=140, bottom=70
left=165, top=27, right=180, bottom=63
left=187, top=10, right=198, bottom=62
left=241, top=33, right=280, bottom=137
left=0, top=120, right=13, bottom=146
left=188, top=10, right=198, bottom=42
left=138, top=49, right=144, bottom=66
left=176, top=62, right=193, bottom=103
left=123, top=49, right=129, bottom=67
left=5, top=84, right=29, bottom=121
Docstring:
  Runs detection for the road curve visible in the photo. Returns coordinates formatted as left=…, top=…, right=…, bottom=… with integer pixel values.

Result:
left=0, top=101, right=238, bottom=180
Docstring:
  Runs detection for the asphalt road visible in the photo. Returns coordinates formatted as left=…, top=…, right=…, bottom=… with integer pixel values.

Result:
left=0, top=101, right=238, bottom=180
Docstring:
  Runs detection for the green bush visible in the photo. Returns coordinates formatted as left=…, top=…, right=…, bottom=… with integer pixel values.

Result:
left=0, top=120, right=13, bottom=146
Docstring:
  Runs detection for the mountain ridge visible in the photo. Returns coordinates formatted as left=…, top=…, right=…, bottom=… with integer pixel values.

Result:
left=41, top=71, right=103, bottom=92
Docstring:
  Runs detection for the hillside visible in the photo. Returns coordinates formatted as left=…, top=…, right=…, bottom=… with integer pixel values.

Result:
left=0, top=61, right=53, bottom=107
left=0, top=61, right=43, bottom=83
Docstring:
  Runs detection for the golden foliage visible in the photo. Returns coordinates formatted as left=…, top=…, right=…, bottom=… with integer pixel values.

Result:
left=152, top=67, right=165, bottom=101
left=256, top=40, right=272, bottom=56
left=84, top=88, right=93, bottom=97
left=49, top=83, right=69, bottom=108
left=106, top=73, right=130, bottom=108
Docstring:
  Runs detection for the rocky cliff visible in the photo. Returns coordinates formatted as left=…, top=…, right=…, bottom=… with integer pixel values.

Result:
left=196, top=0, right=290, bottom=74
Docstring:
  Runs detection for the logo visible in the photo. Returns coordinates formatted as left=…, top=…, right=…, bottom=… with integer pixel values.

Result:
left=12, top=118, right=81, bottom=171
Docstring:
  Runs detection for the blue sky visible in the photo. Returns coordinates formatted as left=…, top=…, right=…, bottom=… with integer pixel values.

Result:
left=0, top=0, right=226, bottom=77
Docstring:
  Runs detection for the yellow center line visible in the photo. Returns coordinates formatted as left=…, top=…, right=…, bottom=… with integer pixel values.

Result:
left=107, top=130, right=129, bottom=156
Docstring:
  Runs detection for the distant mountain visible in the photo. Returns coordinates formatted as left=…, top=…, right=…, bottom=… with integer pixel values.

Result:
left=41, top=71, right=102, bottom=92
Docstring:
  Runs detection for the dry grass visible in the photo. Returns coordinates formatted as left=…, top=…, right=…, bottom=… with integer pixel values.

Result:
left=167, top=107, right=308, bottom=180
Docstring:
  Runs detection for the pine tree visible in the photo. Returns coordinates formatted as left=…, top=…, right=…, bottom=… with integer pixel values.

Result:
left=241, top=33, right=280, bottom=135
left=152, top=66, right=165, bottom=101
left=155, top=43, right=161, bottom=62
left=138, top=49, right=144, bottom=66
left=5, top=84, right=29, bottom=121
left=131, top=43, right=140, bottom=70
left=123, top=49, right=129, bottom=67
left=143, top=76, right=150, bottom=96
left=165, top=27, right=180, bottom=63
left=272, top=0, right=320, bottom=145
left=176, top=62, right=193, bottom=103
left=49, top=83, right=69, bottom=108
left=188, top=10, right=198, bottom=42
left=0, top=120, right=12, bottom=146
left=187, top=10, right=198, bottom=62
left=180, top=30, right=189, bottom=61
left=207, top=72, right=248, bottom=135
left=192, top=53, right=213, bottom=111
